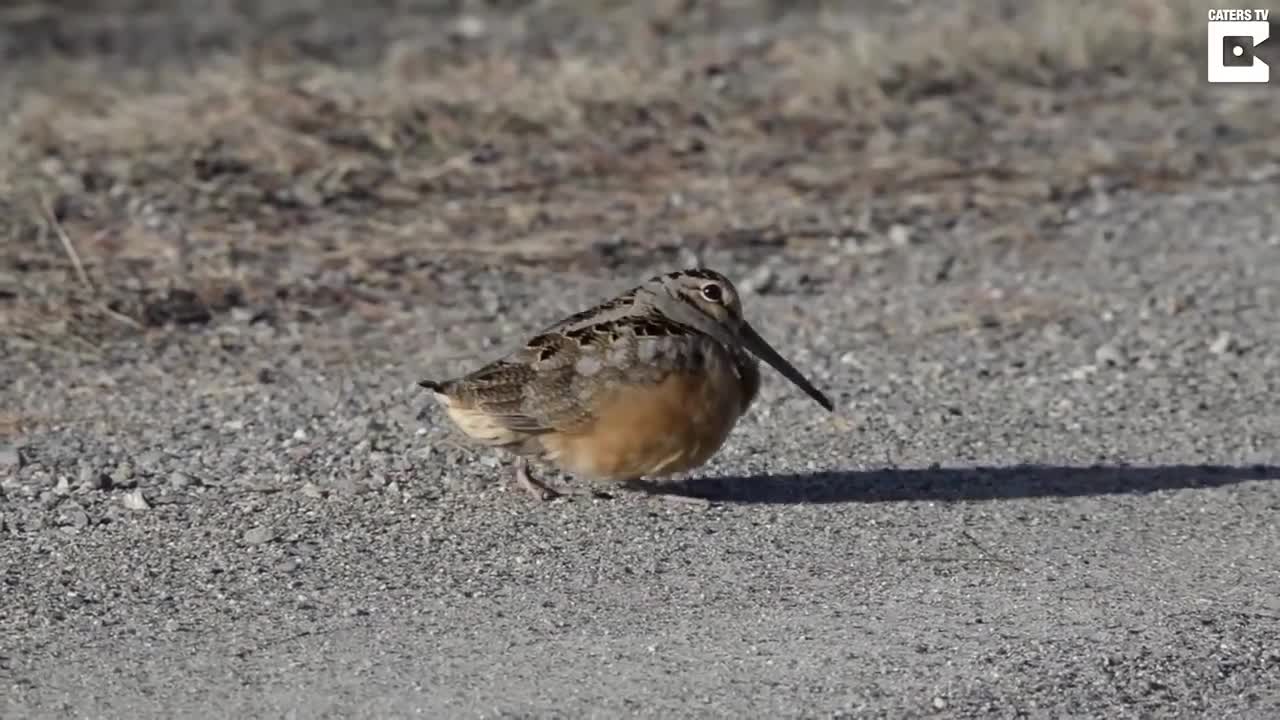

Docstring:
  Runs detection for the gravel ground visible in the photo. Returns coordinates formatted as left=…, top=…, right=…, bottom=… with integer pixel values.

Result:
left=4, top=183, right=1280, bottom=718
left=4, top=1, right=1280, bottom=717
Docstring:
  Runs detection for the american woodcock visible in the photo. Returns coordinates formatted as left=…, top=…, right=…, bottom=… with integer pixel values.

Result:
left=419, top=268, right=833, bottom=501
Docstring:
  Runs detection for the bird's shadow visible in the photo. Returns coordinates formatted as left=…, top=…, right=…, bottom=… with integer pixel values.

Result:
left=640, top=463, right=1280, bottom=505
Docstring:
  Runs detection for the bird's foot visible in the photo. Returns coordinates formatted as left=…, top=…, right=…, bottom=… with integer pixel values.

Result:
left=513, top=460, right=562, bottom=501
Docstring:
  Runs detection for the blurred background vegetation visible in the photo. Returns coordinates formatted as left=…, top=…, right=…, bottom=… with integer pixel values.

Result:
left=1, top=0, right=1275, bottom=343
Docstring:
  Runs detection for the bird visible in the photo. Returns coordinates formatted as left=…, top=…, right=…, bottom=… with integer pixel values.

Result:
left=418, top=268, right=834, bottom=501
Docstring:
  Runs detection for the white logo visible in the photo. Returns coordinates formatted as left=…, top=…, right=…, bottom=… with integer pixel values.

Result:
left=1207, top=9, right=1271, bottom=83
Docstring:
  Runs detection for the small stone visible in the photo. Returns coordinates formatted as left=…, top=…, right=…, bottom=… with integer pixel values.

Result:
left=134, top=450, right=163, bottom=473
left=121, top=489, right=150, bottom=511
left=1209, top=332, right=1234, bottom=355
left=888, top=223, right=911, bottom=246
left=236, top=475, right=278, bottom=493
left=64, top=507, right=90, bottom=529
left=0, top=444, right=20, bottom=472
left=451, top=15, right=486, bottom=40
left=53, top=475, right=72, bottom=496
left=739, top=265, right=777, bottom=295
left=331, top=476, right=363, bottom=495
left=1070, top=364, right=1098, bottom=381
left=678, top=245, right=702, bottom=268
left=78, top=465, right=106, bottom=491
left=169, top=471, right=197, bottom=490
left=1094, top=343, right=1124, bottom=366
left=299, top=482, right=325, bottom=499
left=932, top=697, right=947, bottom=710
left=111, top=462, right=136, bottom=489
left=21, top=466, right=50, bottom=486
left=242, top=526, right=277, bottom=545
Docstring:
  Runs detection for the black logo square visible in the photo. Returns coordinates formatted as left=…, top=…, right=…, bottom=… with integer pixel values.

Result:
left=1222, top=35, right=1259, bottom=67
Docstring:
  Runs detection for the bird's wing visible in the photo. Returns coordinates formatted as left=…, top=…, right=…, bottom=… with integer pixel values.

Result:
left=443, top=309, right=707, bottom=436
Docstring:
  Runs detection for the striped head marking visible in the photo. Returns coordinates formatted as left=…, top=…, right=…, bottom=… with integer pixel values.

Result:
left=648, top=268, right=744, bottom=334
left=645, top=268, right=834, bottom=412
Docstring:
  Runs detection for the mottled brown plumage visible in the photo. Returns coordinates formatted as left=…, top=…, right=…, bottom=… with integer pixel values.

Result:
left=419, top=268, right=833, bottom=500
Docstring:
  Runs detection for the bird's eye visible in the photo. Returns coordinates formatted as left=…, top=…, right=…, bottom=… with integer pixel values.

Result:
left=700, top=283, right=724, bottom=303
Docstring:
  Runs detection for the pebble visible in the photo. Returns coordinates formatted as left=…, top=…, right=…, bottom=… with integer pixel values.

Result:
left=888, top=223, right=912, bottom=247
left=121, top=489, right=150, bottom=511
left=451, top=15, right=486, bottom=40
left=236, top=475, right=278, bottom=493
left=242, top=526, right=277, bottom=545
left=22, top=466, right=50, bottom=486
left=738, top=264, right=777, bottom=295
left=678, top=244, right=705, bottom=269
left=1069, top=364, right=1098, bottom=381
left=79, top=465, right=106, bottom=491
left=111, top=462, right=137, bottom=489
left=299, top=482, right=325, bottom=499
left=134, top=450, right=163, bottom=473
left=331, top=476, right=364, bottom=495
left=169, top=471, right=197, bottom=490
left=64, top=507, right=90, bottom=530
left=1094, top=343, right=1124, bottom=366
left=1209, top=332, right=1235, bottom=355
left=0, top=444, right=21, bottom=472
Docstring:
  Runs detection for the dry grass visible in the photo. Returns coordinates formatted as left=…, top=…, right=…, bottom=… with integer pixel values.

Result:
left=1, top=0, right=1276, bottom=347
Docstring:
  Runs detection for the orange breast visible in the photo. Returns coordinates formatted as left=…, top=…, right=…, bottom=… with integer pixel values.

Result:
left=539, top=368, right=746, bottom=482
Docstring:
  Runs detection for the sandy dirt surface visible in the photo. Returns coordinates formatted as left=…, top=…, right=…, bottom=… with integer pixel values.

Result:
left=3, top=1, right=1280, bottom=717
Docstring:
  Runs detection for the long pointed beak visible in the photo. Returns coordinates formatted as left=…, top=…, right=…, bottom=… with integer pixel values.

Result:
left=739, top=323, right=834, bottom=411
